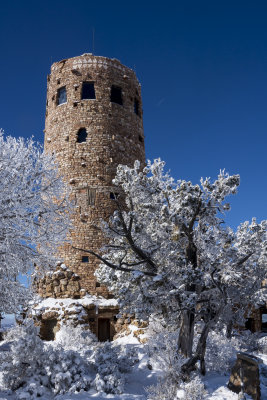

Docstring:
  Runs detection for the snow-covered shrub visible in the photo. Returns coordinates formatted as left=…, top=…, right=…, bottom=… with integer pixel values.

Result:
left=1, top=320, right=44, bottom=391
left=117, top=345, right=139, bottom=373
left=43, top=345, right=93, bottom=395
left=146, top=375, right=206, bottom=400
left=1, top=320, right=136, bottom=397
left=205, top=330, right=241, bottom=372
left=179, top=375, right=207, bottom=399
left=55, top=322, right=97, bottom=353
left=92, top=342, right=125, bottom=394
left=146, top=325, right=187, bottom=400
left=147, top=326, right=185, bottom=383
left=238, top=330, right=260, bottom=352
left=146, top=379, right=178, bottom=400
left=1, top=320, right=93, bottom=398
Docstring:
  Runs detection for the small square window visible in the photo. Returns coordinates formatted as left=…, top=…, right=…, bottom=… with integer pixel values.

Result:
left=57, top=86, right=67, bottom=105
left=82, top=82, right=96, bottom=100
left=96, top=282, right=101, bottom=288
left=110, top=86, right=123, bottom=105
left=82, top=256, right=89, bottom=262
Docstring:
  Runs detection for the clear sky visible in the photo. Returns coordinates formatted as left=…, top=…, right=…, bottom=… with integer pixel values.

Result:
left=0, top=0, right=266, bottom=229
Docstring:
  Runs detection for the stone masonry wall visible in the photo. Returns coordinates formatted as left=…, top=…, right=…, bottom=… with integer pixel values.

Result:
left=34, top=263, right=84, bottom=299
left=44, top=54, right=145, bottom=297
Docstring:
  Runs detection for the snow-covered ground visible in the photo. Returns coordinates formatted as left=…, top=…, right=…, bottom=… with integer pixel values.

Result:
left=0, top=326, right=266, bottom=400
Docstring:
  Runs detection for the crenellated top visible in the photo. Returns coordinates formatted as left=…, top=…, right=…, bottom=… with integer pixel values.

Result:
left=50, top=54, right=140, bottom=84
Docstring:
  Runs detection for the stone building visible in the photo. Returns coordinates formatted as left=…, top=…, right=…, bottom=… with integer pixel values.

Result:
left=35, top=53, right=146, bottom=341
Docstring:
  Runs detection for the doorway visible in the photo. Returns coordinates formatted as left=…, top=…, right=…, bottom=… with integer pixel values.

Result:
left=98, top=318, right=110, bottom=342
left=40, top=319, right=58, bottom=341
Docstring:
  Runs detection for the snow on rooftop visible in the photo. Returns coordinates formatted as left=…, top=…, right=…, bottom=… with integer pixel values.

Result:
left=33, top=294, right=119, bottom=311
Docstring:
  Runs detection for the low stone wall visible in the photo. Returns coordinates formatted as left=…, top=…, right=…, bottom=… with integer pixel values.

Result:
left=34, top=264, right=85, bottom=299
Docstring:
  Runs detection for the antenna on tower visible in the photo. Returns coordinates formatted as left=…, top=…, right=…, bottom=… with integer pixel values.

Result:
left=92, top=28, right=95, bottom=54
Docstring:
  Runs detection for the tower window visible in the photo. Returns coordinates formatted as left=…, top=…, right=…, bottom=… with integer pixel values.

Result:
left=57, top=86, right=67, bottom=105
left=81, top=82, right=96, bottom=100
left=110, top=86, right=123, bottom=105
left=77, top=128, right=87, bottom=143
left=87, top=188, right=96, bottom=206
left=134, top=98, right=140, bottom=116
left=82, top=256, right=89, bottom=262
left=139, top=135, right=144, bottom=143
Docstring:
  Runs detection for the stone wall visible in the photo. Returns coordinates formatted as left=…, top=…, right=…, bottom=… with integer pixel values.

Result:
left=44, top=53, right=145, bottom=297
left=34, top=263, right=84, bottom=299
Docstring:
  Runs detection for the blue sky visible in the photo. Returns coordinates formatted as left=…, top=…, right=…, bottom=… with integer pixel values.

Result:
left=0, top=0, right=266, bottom=231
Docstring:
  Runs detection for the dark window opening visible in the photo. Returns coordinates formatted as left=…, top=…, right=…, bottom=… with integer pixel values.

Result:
left=96, top=282, right=101, bottom=287
left=139, top=135, right=144, bottom=143
left=81, top=82, right=96, bottom=100
left=134, top=98, right=140, bottom=116
left=57, top=79, right=61, bottom=85
left=77, top=128, right=87, bottom=143
left=110, top=86, right=123, bottom=105
left=57, top=86, right=67, bottom=105
left=82, top=256, right=89, bottom=263
left=73, top=102, right=78, bottom=107
left=110, top=192, right=119, bottom=200
left=245, top=318, right=254, bottom=332
left=98, top=318, right=111, bottom=342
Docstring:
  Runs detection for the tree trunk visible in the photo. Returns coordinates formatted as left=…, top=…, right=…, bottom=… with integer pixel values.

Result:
left=181, top=320, right=210, bottom=378
left=181, top=304, right=225, bottom=378
left=178, top=310, right=195, bottom=357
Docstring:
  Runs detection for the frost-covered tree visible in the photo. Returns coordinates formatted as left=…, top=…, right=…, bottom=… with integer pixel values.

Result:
left=80, top=159, right=267, bottom=376
left=0, top=131, right=71, bottom=314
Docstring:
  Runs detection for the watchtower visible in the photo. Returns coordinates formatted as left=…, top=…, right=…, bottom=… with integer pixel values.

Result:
left=44, top=53, right=145, bottom=298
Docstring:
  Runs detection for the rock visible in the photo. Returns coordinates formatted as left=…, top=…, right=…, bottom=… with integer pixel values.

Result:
left=42, top=311, right=59, bottom=320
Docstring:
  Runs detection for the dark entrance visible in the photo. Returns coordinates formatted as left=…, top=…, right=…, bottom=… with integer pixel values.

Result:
left=39, top=319, right=58, bottom=341
left=98, top=318, right=110, bottom=342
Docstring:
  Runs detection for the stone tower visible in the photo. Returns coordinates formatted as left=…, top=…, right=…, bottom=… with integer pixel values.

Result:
left=43, top=53, right=145, bottom=299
